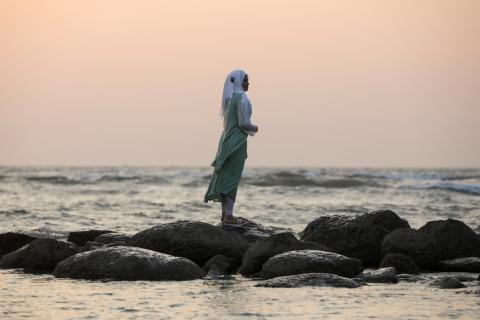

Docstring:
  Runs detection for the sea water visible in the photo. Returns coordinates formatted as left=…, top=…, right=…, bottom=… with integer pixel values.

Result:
left=0, top=166, right=479, bottom=319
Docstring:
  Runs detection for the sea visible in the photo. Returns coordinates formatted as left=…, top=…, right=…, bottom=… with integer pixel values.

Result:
left=0, top=166, right=479, bottom=319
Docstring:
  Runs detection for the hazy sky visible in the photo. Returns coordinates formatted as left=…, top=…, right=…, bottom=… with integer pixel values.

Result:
left=1, top=0, right=479, bottom=167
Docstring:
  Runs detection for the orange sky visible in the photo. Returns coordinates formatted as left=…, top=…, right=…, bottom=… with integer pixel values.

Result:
left=1, top=0, right=479, bottom=167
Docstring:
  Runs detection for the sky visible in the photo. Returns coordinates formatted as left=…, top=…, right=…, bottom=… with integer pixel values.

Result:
left=1, top=0, right=479, bottom=167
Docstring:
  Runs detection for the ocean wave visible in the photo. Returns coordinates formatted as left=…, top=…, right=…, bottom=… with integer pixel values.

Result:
left=406, top=182, right=480, bottom=196
left=426, top=183, right=480, bottom=196
left=244, top=171, right=318, bottom=187
left=135, top=176, right=169, bottom=185
left=0, top=209, right=30, bottom=215
left=96, top=176, right=140, bottom=182
left=25, top=175, right=86, bottom=185
left=316, top=179, right=381, bottom=188
left=245, top=171, right=381, bottom=188
left=23, top=174, right=169, bottom=185
left=440, top=174, right=480, bottom=181
left=349, top=172, right=480, bottom=182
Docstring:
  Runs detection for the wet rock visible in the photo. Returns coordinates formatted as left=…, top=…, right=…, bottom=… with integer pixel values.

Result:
left=419, top=219, right=480, bottom=260
left=397, top=274, right=429, bottom=283
left=255, top=273, right=362, bottom=288
left=381, top=228, right=440, bottom=270
left=93, top=232, right=131, bottom=245
left=300, top=210, right=410, bottom=266
left=80, top=241, right=106, bottom=252
left=438, top=257, right=480, bottom=273
left=129, top=221, right=249, bottom=266
left=358, top=267, right=398, bottom=283
left=239, top=232, right=333, bottom=275
left=352, top=278, right=368, bottom=286
left=67, top=230, right=114, bottom=246
left=0, top=232, right=38, bottom=258
left=218, top=217, right=287, bottom=243
left=53, top=246, right=204, bottom=281
left=380, top=253, right=420, bottom=274
left=430, top=277, right=466, bottom=289
left=0, top=238, right=79, bottom=272
left=260, top=249, right=362, bottom=279
left=449, top=274, right=478, bottom=282
left=203, top=254, right=239, bottom=275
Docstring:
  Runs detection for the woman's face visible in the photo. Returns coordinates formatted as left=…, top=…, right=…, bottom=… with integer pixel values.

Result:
left=242, top=74, right=249, bottom=91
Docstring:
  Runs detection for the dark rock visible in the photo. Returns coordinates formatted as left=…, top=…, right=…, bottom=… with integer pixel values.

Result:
left=67, top=230, right=114, bottom=246
left=300, top=210, right=410, bottom=266
left=80, top=241, right=106, bottom=252
left=0, top=232, right=38, bottom=258
left=0, top=238, right=78, bottom=272
left=53, top=246, right=205, bottom=281
left=352, top=278, right=368, bottom=286
left=449, top=274, right=478, bottom=282
left=239, top=232, right=333, bottom=275
left=419, top=219, right=480, bottom=259
left=358, top=267, right=398, bottom=283
left=438, top=257, right=480, bottom=273
left=381, top=228, right=440, bottom=270
left=397, top=274, right=429, bottom=283
left=380, top=253, right=420, bottom=274
left=260, top=249, right=362, bottom=279
left=430, top=277, right=466, bottom=289
left=93, top=232, right=131, bottom=245
left=255, top=273, right=361, bottom=288
left=128, top=221, right=249, bottom=266
left=203, top=254, right=239, bottom=275
left=217, top=217, right=287, bottom=243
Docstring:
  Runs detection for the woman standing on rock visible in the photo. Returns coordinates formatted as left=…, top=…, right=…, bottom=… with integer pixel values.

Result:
left=204, top=69, right=258, bottom=225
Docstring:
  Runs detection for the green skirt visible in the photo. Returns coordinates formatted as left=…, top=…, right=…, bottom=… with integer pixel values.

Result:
left=204, top=140, right=247, bottom=203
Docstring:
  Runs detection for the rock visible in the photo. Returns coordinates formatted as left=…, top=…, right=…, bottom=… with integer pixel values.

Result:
left=431, top=277, right=466, bottom=289
left=218, top=217, right=287, bottom=243
left=129, top=221, right=249, bottom=266
left=80, top=241, right=106, bottom=252
left=0, top=232, right=38, bottom=258
left=300, top=210, right=410, bottom=266
left=239, top=232, right=333, bottom=275
left=0, top=238, right=78, bottom=272
left=352, top=278, right=368, bottom=286
left=67, top=230, right=114, bottom=246
left=53, top=246, right=204, bottom=281
left=381, top=228, right=440, bottom=270
left=380, top=253, right=420, bottom=274
left=260, top=249, right=362, bottom=279
left=419, top=219, right=480, bottom=259
left=203, top=254, right=239, bottom=275
left=438, top=257, right=480, bottom=273
left=93, top=232, right=131, bottom=245
left=255, top=273, right=362, bottom=288
left=449, top=274, right=478, bottom=282
left=397, top=274, right=429, bottom=283
left=358, top=267, right=398, bottom=283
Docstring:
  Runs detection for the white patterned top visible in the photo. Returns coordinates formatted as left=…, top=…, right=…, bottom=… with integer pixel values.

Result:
left=238, top=94, right=258, bottom=136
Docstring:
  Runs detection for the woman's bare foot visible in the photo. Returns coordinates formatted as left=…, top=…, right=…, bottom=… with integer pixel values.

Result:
left=222, top=215, right=239, bottom=225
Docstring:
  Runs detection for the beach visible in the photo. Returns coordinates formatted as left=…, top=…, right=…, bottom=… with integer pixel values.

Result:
left=0, top=166, right=479, bottom=319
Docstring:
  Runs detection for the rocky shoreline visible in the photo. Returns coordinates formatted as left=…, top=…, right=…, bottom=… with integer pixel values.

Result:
left=0, top=210, right=479, bottom=291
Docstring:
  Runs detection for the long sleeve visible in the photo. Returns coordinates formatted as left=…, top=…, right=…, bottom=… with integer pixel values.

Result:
left=238, top=95, right=257, bottom=136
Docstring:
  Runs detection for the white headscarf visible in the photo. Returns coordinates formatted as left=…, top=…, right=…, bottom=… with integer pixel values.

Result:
left=220, top=69, right=247, bottom=117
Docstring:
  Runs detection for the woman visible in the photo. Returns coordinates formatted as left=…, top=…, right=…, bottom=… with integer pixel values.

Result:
left=204, top=70, right=258, bottom=225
